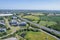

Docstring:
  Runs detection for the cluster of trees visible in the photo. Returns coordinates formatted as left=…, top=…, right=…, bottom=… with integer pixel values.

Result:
left=39, top=15, right=60, bottom=31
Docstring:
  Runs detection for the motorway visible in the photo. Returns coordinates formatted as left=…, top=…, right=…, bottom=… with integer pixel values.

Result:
left=18, top=16, right=60, bottom=40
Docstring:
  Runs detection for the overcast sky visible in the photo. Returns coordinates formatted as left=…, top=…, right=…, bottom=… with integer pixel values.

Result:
left=0, top=0, right=60, bottom=10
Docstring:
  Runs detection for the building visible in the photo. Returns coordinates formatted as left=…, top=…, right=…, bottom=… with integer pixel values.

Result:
left=0, top=28, right=6, bottom=32
left=12, top=16, right=17, bottom=19
left=9, top=20, right=18, bottom=26
left=47, top=13, right=54, bottom=16
left=0, top=20, right=5, bottom=25
left=19, top=22, right=27, bottom=26
left=4, top=37, right=17, bottom=40
left=56, top=14, right=60, bottom=16
left=0, top=14, right=13, bottom=17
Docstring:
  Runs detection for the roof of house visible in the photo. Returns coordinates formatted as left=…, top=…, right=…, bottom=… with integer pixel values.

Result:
left=12, top=16, right=17, bottom=19
left=0, top=28, right=6, bottom=32
left=0, top=14, right=13, bottom=16
left=10, top=20, right=17, bottom=23
left=0, top=20, right=5, bottom=25
left=19, top=22, right=27, bottom=26
left=4, top=37, right=17, bottom=40
left=10, top=20, right=18, bottom=25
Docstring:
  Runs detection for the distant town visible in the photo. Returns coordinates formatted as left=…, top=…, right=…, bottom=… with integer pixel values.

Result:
left=0, top=10, right=60, bottom=40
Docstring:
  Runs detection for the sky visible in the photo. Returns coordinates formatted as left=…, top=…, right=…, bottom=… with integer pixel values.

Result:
left=0, top=0, right=60, bottom=10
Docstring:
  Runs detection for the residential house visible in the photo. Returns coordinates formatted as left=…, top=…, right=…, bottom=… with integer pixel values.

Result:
left=9, top=19, right=18, bottom=26
left=0, top=28, right=6, bottom=32
left=0, top=20, right=5, bottom=25
left=12, top=16, right=17, bottom=19
left=19, top=22, right=27, bottom=26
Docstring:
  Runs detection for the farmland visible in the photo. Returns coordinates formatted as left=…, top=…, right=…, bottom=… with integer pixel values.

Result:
left=23, top=14, right=60, bottom=31
left=25, top=31, right=57, bottom=40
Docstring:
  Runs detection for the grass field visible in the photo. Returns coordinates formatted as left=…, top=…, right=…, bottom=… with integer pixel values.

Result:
left=40, top=16, right=60, bottom=31
left=23, top=15, right=40, bottom=21
left=39, top=21, right=57, bottom=27
left=23, top=15, right=60, bottom=31
left=25, top=31, right=57, bottom=40
left=40, top=16, right=60, bottom=22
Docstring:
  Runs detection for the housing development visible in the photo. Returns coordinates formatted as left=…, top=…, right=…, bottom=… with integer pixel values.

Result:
left=0, top=10, right=60, bottom=40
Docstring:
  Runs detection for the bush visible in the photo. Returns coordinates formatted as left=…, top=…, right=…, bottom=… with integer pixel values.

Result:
left=7, top=28, right=10, bottom=30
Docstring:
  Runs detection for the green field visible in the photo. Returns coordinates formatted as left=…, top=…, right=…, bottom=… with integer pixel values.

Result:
left=23, top=15, right=40, bottom=21
left=39, top=21, right=57, bottom=27
left=25, top=31, right=57, bottom=40
left=40, top=16, right=60, bottom=31
left=23, top=15, right=60, bottom=31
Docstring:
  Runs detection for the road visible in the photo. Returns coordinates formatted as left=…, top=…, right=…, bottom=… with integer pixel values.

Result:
left=0, top=18, right=17, bottom=39
left=19, top=17, right=60, bottom=34
left=18, top=16, right=60, bottom=40
left=2, top=18, right=26, bottom=40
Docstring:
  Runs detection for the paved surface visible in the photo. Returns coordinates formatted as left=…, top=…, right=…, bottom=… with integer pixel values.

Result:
left=41, top=26, right=60, bottom=34
left=0, top=18, right=17, bottom=39
left=2, top=18, right=26, bottom=40
left=18, top=17, right=60, bottom=40
left=19, top=17, right=60, bottom=35
left=0, top=14, right=13, bottom=16
left=4, top=37, right=17, bottom=40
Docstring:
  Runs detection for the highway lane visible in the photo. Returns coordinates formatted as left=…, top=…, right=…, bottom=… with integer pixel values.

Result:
left=41, top=26, right=60, bottom=34
left=19, top=17, right=60, bottom=35
left=18, top=16, right=60, bottom=40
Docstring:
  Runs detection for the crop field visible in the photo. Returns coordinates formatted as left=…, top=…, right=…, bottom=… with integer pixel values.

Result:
left=40, top=16, right=60, bottom=31
left=25, top=31, right=57, bottom=40
left=40, top=16, right=60, bottom=22
left=39, top=21, right=57, bottom=27
left=23, top=15, right=40, bottom=21
left=23, top=15, right=60, bottom=31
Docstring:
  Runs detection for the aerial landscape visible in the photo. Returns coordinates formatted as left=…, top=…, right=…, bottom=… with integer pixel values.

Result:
left=0, top=0, right=60, bottom=40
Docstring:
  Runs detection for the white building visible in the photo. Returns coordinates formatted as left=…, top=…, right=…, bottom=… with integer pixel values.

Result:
left=0, top=20, right=5, bottom=25
left=9, top=20, right=18, bottom=26
left=0, top=28, right=6, bottom=32
left=0, top=14, right=13, bottom=16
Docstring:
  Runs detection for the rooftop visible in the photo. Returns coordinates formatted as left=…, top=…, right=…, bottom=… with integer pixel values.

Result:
left=0, top=14, right=13, bottom=16
left=4, top=37, right=17, bottom=40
